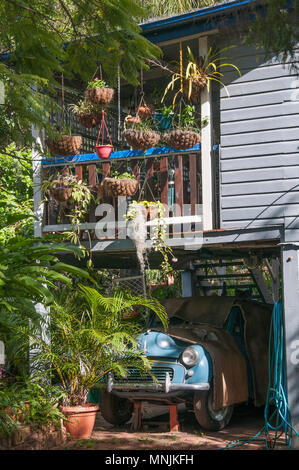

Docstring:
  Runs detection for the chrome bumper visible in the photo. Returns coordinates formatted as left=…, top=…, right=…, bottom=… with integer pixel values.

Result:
left=107, top=372, right=210, bottom=394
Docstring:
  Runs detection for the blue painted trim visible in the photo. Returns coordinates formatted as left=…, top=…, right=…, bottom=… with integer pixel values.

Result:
left=141, top=0, right=254, bottom=32
left=41, top=143, right=201, bottom=166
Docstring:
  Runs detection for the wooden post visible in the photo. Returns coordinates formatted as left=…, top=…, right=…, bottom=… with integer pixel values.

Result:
left=88, top=164, right=97, bottom=223
left=169, top=404, right=179, bottom=432
left=145, top=158, right=154, bottom=201
left=131, top=402, right=142, bottom=431
left=160, top=157, right=168, bottom=207
left=189, top=154, right=198, bottom=215
left=175, top=154, right=183, bottom=214
left=282, top=244, right=299, bottom=448
left=75, top=165, right=83, bottom=182
left=199, top=36, right=214, bottom=230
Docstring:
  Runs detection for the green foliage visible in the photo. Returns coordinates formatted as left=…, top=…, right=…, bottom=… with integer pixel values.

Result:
left=87, top=78, right=109, bottom=89
left=0, top=145, right=33, bottom=243
left=109, top=170, right=136, bottom=180
left=142, top=0, right=216, bottom=19
left=0, top=0, right=161, bottom=154
left=0, top=230, right=91, bottom=315
left=15, top=286, right=168, bottom=406
left=0, top=375, right=66, bottom=438
left=246, top=0, right=299, bottom=66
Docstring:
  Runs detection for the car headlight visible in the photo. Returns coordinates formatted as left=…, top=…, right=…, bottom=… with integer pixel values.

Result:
left=181, top=347, right=199, bottom=367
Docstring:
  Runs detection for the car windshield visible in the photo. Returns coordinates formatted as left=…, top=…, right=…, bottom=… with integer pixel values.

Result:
left=148, top=314, right=191, bottom=329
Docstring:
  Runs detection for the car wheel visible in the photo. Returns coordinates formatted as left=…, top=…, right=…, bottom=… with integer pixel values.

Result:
left=193, top=389, right=234, bottom=431
left=100, top=391, right=133, bottom=425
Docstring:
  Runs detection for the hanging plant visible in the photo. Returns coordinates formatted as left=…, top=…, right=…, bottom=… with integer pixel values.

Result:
left=163, top=104, right=201, bottom=150
left=94, top=110, right=113, bottom=159
left=69, top=100, right=101, bottom=129
left=46, top=127, right=82, bottom=157
left=123, top=117, right=161, bottom=151
left=85, top=78, right=114, bottom=105
left=149, top=46, right=241, bottom=108
left=42, top=171, right=93, bottom=242
left=137, top=104, right=155, bottom=119
left=103, top=171, right=138, bottom=198
left=125, top=200, right=174, bottom=280
left=124, top=115, right=141, bottom=128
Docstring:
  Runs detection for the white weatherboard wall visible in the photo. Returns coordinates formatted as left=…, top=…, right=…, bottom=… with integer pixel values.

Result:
left=218, top=39, right=299, bottom=242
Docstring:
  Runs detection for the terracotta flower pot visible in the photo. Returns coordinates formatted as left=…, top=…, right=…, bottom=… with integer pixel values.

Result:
left=46, top=135, right=82, bottom=157
left=103, top=177, right=138, bottom=197
left=137, top=104, right=154, bottom=119
left=60, top=403, right=99, bottom=439
left=123, top=129, right=161, bottom=151
left=163, top=129, right=201, bottom=150
left=125, top=116, right=141, bottom=128
left=85, top=87, right=114, bottom=105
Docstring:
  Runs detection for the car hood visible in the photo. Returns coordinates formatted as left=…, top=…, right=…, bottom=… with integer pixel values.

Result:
left=137, top=330, right=191, bottom=359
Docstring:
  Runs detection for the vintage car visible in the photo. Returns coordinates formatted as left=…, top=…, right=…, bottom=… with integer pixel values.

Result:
left=100, top=296, right=272, bottom=430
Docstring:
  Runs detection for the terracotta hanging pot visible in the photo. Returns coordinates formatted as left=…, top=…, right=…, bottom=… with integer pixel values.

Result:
left=85, top=87, right=114, bottom=105
left=125, top=115, right=141, bottom=128
left=60, top=404, right=99, bottom=439
left=103, top=177, right=138, bottom=197
left=163, top=129, right=201, bottom=150
left=123, top=129, right=161, bottom=151
left=137, top=104, right=154, bottom=119
left=46, top=135, right=82, bottom=157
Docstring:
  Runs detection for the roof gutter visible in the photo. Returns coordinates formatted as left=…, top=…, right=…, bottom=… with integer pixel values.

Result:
left=140, top=0, right=256, bottom=33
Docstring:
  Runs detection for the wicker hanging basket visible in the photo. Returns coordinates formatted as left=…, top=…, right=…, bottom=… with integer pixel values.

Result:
left=123, top=129, right=161, bottom=151
left=163, top=129, right=201, bottom=150
left=77, top=112, right=101, bottom=129
left=46, top=135, right=82, bottom=157
left=85, top=87, right=114, bottom=105
left=103, top=177, right=139, bottom=197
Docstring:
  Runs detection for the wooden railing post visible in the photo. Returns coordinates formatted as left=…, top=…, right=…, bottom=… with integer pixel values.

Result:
left=189, top=154, right=197, bottom=216
left=160, top=157, right=168, bottom=207
left=175, top=154, right=183, bottom=215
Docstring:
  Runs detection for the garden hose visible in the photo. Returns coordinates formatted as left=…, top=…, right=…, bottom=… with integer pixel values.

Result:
left=225, top=301, right=299, bottom=449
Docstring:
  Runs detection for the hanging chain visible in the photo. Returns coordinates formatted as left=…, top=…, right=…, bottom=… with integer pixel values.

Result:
left=117, top=65, right=121, bottom=143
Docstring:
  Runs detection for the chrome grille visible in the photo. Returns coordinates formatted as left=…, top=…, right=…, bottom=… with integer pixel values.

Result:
left=114, top=366, right=174, bottom=384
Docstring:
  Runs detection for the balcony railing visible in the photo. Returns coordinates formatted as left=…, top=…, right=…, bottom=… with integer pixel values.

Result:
left=41, top=147, right=203, bottom=243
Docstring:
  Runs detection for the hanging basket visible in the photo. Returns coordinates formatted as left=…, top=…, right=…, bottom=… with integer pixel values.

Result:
left=85, top=87, right=114, bottom=105
left=125, top=115, right=141, bottom=128
left=137, top=104, right=154, bottom=119
left=123, top=129, right=161, bottom=151
left=163, top=130, right=201, bottom=150
left=46, top=135, right=82, bottom=157
left=183, top=77, right=207, bottom=103
left=103, top=177, right=138, bottom=198
left=94, top=110, right=113, bottom=159
left=103, top=177, right=138, bottom=197
left=77, top=112, right=101, bottom=129
left=49, top=186, right=73, bottom=202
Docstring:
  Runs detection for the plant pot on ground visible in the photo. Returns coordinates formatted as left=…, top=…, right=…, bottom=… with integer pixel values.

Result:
left=18, top=287, right=167, bottom=439
left=85, top=78, right=114, bottom=105
left=103, top=171, right=138, bottom=197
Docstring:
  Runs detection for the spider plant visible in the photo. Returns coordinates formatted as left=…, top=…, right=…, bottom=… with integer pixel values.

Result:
left=162, top=46, right=241, bottom=107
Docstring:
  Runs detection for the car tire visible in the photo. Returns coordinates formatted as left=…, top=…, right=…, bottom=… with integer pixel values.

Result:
left=193, top=389, right=234, bottom=431
left=100, top=391, right=133, bottom=425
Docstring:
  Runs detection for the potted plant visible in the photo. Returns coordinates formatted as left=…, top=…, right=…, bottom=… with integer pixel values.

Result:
left=125, top=200, right=174, bottom=280
left=103, top=171, right=138, bottom=198
left=85, top=78, right=114, bottom=105
left=123, top=117, right=161, bottom=151
left=124, top=114, right=141, bottom=128
left=153, top=105, right=174, bottom=131
left=163, top=104, right=201, bottom=150
left=137, top=103, right=155, bottom=119
left=69, top=100, right=101, bottom=129
left=160, top=46, right=241, bottom=107
left=19, top=287, right=167, bottom=440
left=45, top=125, right=82, bottom=157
